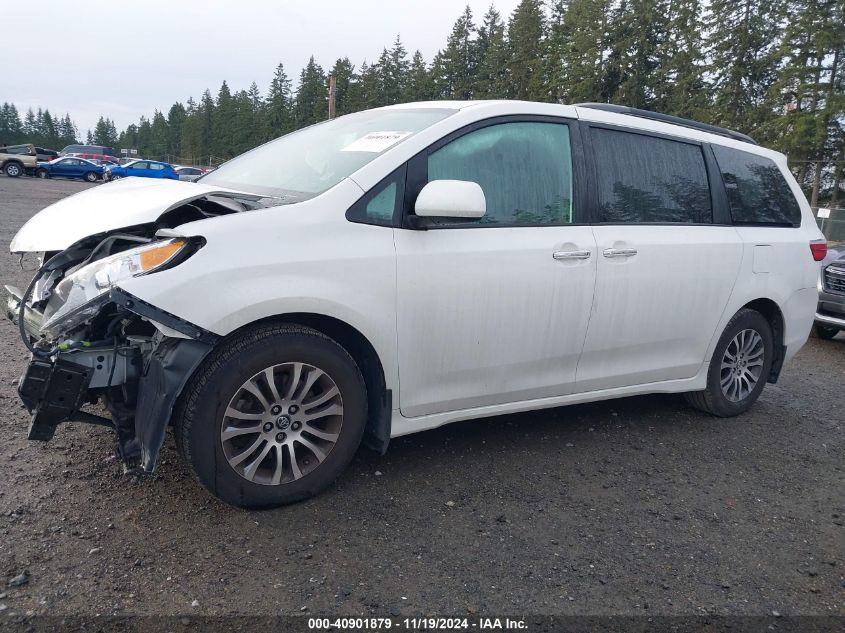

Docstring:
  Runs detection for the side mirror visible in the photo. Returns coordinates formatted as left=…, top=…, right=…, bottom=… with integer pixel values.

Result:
left=414, top=180, right=486, bottom=220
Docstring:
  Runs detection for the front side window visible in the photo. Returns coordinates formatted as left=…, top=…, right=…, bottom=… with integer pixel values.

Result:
left=200, top=108, right=454, bottom=200
left=591, top=128, right=712, bottom=224
left=425, top=122, right=574, bottom=226
left=132, top=162, right=148, bottom=170
left=712, top=145, right=801, bottom=226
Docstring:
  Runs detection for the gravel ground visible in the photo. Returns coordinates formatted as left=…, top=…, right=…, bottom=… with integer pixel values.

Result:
left=0, top=176, right=842, bottom=619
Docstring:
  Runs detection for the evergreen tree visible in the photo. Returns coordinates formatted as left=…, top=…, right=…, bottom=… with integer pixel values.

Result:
left=265, top=63, right=293, bottom=138
left=213, top=80, right=235, bottom=158
left=653, top=0, right=708, bottom=118
left=436, top=6, right=478, bottom=99
left=765, top=0, right=845, bottom=203
left=166, top=102, right=187, bottom=159
left=23, top=108, right=37, bottom=138
left=383, top=35, right=410, bottom=104
left=507, top=0, right=546, bottom=100
left=603, top=0, right=668, bottom=108
left=706, top=0, right=784, bottom=133
left=0, top=103, right=24, bottom=144
left=93, top=116, right=119, bottom=147
left=404, top=50, right=434, bottom=101
left=149, top=110, right=170, bottom=159
left=546, top=0, right=610, bottom=103
left=475, top=5, right=510, bottom=98
left=294, top=56, right=327, bottom=126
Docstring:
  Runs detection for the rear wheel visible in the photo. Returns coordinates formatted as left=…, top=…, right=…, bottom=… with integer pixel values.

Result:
left=814, top=324, right=839, bottom=340
left=4, top=162, right=22, bottom=177
left=36, top=169, right=49, bottom=179
left=685, top=309, right=773, bottom=417
left=175, top=324, right=367, bottom=508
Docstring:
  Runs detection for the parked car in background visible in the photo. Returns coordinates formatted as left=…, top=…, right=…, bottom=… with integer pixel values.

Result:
left=175, top=166, right=204, bottom=181
left=815, top=244, right=845, bottom=339
left=35, top=157, right=104, bottom=182
left=104, top=159, right=178, bottom=181
left=35, top=147, right=60, bottom=163
left=0, top=143, right=38, bottom=177
left=5, top=101, right=826, bottom=508
left=60, top=144, right=119, bottom=161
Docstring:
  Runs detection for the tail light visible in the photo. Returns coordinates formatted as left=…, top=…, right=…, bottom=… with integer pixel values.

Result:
left=810, top=240, right=827, bottom=262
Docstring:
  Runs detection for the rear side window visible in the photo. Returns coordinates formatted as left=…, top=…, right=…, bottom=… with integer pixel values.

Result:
left=712, top=146, right=801, bottom=227
left=591, top=128, right=712, bottom=223
left=149, top=163, right=164, bottom=171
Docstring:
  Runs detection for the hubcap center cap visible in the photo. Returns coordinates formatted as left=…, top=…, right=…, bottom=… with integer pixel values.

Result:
left=276, top=415, right=291, bottom=430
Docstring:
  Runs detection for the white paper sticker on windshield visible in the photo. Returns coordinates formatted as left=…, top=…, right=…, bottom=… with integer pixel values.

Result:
left=341, top=131, right=412, bottom=153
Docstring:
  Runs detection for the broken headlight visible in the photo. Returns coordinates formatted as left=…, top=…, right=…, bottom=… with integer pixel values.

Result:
left=40, top=239, right=189, bottom=338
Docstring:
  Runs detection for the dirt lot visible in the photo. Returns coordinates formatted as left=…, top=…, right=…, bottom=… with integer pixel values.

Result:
left=0, top=176, right=842, bottom=619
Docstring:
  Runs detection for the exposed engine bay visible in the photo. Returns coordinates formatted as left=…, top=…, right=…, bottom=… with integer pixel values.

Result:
left=4, top=194, right=265, bottom=472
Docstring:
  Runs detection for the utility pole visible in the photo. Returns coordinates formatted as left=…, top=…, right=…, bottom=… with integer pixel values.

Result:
left=328, top=74, right=337, bottom=120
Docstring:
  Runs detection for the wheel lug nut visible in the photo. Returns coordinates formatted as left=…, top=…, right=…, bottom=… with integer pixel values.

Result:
left=270, top=405, right=282, bottom=415
left=288, top=404, right=299, bottom=414
left=291, top=421, right=302, bottom=431
left=263, top=422, right=273, bottom=432
left=276, top=432, right=286, bottom=442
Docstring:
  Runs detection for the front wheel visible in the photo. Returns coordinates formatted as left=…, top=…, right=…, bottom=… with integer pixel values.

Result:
left=175, top=324, right=367, bottom=508
left=84, top=171, right=99, bottom=182
left=814, top=324, right=839, bottom=340
left=36, top=169, right=49, bottom=179
left=685, top=309, right=774, bottom=417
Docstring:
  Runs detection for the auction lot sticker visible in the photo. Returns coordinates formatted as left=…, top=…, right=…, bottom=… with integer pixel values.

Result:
left=341, top=131, right=412, bottom=153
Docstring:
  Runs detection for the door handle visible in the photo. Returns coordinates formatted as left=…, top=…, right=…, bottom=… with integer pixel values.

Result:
left=553, top=250, right=591, bottom=260
left=602, top=248, right=638, bottom=258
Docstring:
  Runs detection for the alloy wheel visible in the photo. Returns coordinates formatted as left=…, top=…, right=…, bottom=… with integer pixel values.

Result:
left=220, top=362, right=344, bottom=485
left=720, top=328, right=765, bottom=402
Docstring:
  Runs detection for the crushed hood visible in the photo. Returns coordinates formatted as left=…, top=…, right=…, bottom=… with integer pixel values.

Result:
left=10, top=177, right=258, bottom=252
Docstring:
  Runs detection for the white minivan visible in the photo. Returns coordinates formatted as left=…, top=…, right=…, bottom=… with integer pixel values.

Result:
left=6, top=101, right=827, bottom=508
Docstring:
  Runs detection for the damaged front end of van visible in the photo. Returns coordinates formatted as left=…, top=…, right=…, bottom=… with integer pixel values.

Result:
left=4, top=179, right=264, bottom=473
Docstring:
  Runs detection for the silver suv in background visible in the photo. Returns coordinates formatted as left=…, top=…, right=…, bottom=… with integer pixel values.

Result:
left=815, top=243, right=845, bottom=339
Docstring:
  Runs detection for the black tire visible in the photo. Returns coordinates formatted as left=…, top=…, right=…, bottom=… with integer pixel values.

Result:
left=4, top=162, right=22, bottom=177
left=685, top=308, right=774, bottom=417
left=814, top=324, right=839, bottom=340
left=84, top=171, right=98, bottom=182
left=175, top=324, right=367, bottom=508
left=36, top=169, right=49, bottom=179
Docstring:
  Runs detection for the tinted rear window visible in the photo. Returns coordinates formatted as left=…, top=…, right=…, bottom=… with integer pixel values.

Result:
left=591, top=128, right=712, bottom=223
left=712, top=145, right=801, bottom=227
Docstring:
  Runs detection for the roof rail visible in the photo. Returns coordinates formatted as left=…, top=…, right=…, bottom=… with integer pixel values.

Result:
left=574, top=103, right=758, bottom=145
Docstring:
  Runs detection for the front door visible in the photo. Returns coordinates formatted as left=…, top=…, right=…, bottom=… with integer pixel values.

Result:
left=576, top=126, right=743, bottom=391
left=395, top=119, right=597, bottom=418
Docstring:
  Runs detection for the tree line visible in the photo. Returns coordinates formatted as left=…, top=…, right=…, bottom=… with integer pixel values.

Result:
left=0, top=104, right=79, bottom=151
left=2, top=0, right=843, bottom=205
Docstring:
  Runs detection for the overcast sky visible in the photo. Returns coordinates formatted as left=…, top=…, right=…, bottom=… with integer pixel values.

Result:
left=4, top=0, right=521, bottom=137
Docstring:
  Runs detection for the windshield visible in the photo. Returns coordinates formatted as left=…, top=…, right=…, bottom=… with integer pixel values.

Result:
left=199, top=108, right=454, bottom=199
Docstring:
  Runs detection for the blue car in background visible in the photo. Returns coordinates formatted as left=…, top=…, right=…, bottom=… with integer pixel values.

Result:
left=35, top=157, right=104, bottom=182
left=104, top=159, right=179, bottom=181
